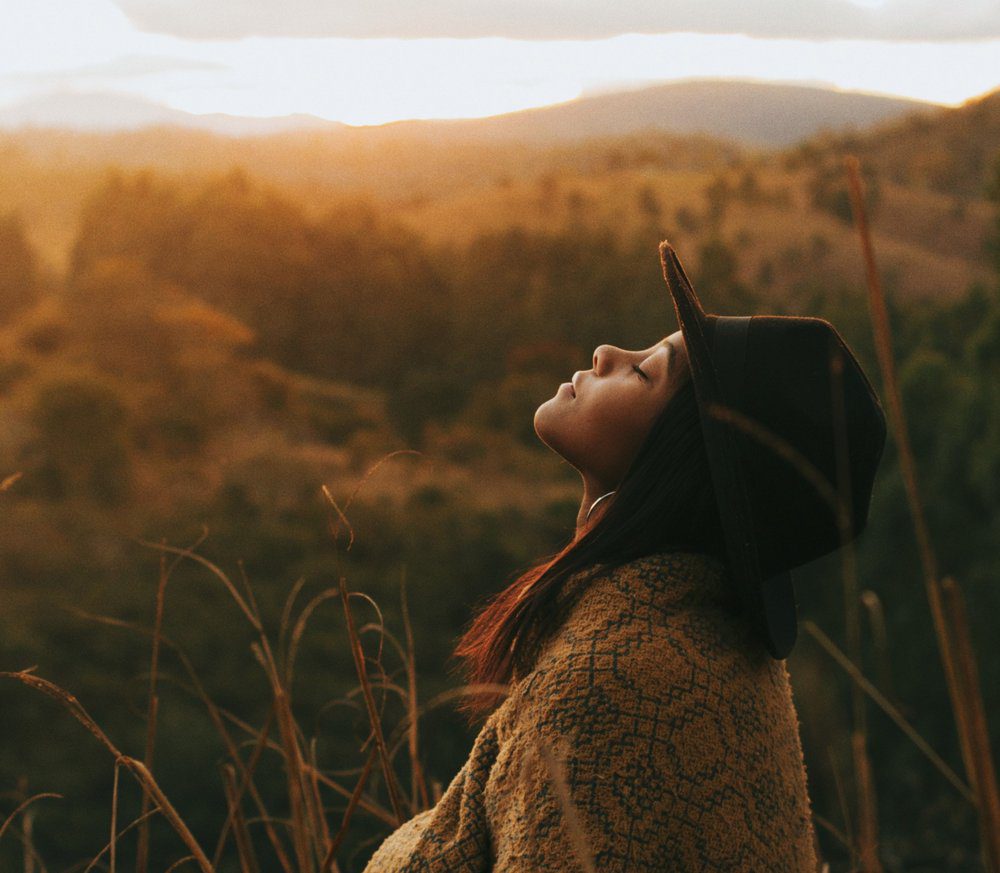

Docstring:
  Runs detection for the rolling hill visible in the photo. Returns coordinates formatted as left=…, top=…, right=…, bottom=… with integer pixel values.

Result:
left=0, top=91, right=339, bottom=137
left=796, top=85, right=1000, bottom=197
left=0, top=79, right=936, bottom=148
left=382, top=79, right=935, bottom=148
left=0, top=79, right=995, bottom=302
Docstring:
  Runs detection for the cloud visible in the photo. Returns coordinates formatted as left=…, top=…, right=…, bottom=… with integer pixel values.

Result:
left=6, top=54, right=225, bottom=84
left=111, top=0, right=1000, bottom=41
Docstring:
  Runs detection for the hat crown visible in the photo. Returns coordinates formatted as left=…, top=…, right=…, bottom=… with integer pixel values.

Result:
left=707, top=314, right=887, bottom=580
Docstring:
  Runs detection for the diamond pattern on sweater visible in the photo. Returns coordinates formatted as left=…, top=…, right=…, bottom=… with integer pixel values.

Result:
left=364, top=550, right=818, bottom=872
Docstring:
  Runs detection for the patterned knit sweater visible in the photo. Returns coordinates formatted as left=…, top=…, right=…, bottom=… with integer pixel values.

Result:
left=364, top=550, right=818, bottom=872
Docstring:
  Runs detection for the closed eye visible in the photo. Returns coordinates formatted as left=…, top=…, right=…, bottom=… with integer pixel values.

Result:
left=633, top=364, right=649, bottom=381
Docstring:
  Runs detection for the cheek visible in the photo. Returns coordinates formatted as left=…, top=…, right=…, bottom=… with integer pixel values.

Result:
left=535, top=384, right=661, bottom=479
left=588, top=388, right=644, bottom=435
left=580, top=391, right=651, bottom=463
left=606, top=394, right=668, bottom=463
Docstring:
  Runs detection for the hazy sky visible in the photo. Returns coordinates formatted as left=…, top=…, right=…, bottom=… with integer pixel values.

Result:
left=2, top=0, right=999, bottom=125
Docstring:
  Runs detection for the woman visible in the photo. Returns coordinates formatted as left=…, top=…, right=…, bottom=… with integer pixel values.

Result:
left=364, top=241, right=886, bottom=872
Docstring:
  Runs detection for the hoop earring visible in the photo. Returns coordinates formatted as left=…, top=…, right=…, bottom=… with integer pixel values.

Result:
left=586, top=490, right=616, bottom=521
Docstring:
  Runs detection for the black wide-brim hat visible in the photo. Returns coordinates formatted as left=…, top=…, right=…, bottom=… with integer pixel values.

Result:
left=658, top=240, right=887, bottom=659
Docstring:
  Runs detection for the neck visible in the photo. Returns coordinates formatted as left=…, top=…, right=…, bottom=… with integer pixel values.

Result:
left=577, top=478, right=616, bottom=533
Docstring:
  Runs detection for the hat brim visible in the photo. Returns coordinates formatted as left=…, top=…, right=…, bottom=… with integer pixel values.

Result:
left=658, top=240, right=797, bottom=659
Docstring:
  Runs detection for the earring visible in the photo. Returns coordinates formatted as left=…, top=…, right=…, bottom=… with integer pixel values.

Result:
left=586, top=490, right=616, bottom=521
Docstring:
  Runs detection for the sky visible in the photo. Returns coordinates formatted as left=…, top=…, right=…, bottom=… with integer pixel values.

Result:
left=2, top=0, right=999, bottom=126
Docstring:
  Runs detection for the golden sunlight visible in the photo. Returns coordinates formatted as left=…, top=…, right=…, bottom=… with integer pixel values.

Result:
left=2, top=0, right=999, bottom=125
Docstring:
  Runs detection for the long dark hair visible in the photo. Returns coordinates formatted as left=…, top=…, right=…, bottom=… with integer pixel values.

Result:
left=452, top=370, right=727, bottom=718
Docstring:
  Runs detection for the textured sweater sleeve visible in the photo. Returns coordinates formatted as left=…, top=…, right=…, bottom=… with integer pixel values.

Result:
left=362, top=717, right=501, bottom=872
left=483, top=562, right=817, bottom=872
left=364, top=552, right=817, bottom=873
left=484, top=620, right=697, bottom=871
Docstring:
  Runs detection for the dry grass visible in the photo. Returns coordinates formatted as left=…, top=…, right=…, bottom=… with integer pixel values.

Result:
left=2, top=159, right=998, bottom=872
left=845, top=155, right=1000, bottom=871
left=2, top=395, right=996, bottom=870
left=0, top=445, right=512, bottom=870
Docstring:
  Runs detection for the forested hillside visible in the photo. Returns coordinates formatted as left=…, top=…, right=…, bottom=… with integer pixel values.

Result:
left=807, top=87, right=1000, bottom=197
left=1, top=92, right=998, bottom=870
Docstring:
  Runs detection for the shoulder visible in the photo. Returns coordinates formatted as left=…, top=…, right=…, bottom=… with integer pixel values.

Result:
left=531, top=549, right=750, bottom=672
left=509, top=548, right=783, bottom=746
left=485, top=552, right=817, bottom=870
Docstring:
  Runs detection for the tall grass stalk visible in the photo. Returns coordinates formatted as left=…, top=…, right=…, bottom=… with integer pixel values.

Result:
left=829, top=344, right=882, bottom=871
left=219, top=763, right=259, bottom=873
left=210, top=707, right=276, bottom=868
left=109, top=761, right=120, bottom=873
left=813, top=811, right=851, bottom=852
left=71, top=604, right=301, bottom=870
left=844, top=154, right=1000, bottom=872
left=82, top=809, right=158, bottom=873
left=828, top=745, right=856, bottom=863
left=22, top=805, right=36, bottom=873
left=0, top=668, right=214, bottom=871
left=804, top=621, right=972, bottom=802
left=0, top=793, right=60, bottom=849
left=535, top=739, right=597, bottom=873
left=338, top=576, right=406, bottom=827
left=940, top=577, right=1000, bottom=871
left=321, top=746, right=377, bottom=873
left=136, top=543, right=171, bottom=873
left=2, top=454, right=436, bottom=870
left=859, top=591, right=894, bottom=706
left=399, top=568, right=429, bottom=813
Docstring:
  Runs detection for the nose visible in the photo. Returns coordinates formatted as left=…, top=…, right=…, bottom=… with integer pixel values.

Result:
left=592, top=344, right=619, bottom=374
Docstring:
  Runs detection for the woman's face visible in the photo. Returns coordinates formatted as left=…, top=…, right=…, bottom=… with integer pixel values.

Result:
left=534, top=330, right=689, bottom=492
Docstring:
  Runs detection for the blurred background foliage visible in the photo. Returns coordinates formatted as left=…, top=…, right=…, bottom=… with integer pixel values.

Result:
left=0, top=102, right=998, bottom=871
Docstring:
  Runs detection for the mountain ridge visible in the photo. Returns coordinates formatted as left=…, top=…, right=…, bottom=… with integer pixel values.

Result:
left=378, top=79, right=938, bottom=148
left=0, top=91, right=340, bottom=137
left=0, top=79, right=941, bottom=148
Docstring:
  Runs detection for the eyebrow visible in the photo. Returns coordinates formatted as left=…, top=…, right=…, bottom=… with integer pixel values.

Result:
left=655, top=339, right=676, bottom=370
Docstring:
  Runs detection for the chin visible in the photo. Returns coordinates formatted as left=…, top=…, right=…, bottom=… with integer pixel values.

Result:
left=533, top=399, right=558, bottom=447
left=533, top=399, right=571, bottom=459
left=533, top=400, right=550, bottom=440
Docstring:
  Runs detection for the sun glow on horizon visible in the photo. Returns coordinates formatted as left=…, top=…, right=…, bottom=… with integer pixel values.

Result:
left=1, top=0, right=998, bottom=126
left=141, top=34, right=996, bottom=125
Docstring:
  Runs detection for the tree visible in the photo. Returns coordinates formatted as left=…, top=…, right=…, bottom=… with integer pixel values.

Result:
left=736, top=167, right=762, bottom=203
left=26, top=375, right=131, bottom=505
left=674, top=205, right=701, bottom=233
left=987, top=151, right=1000, bottom=280
left=702, top=173, right=731, bottom=227
left=637, top=184, right=662, bottom=222
left=68, top=170, right=454, bottom=389
left=536, top=172, right=559, bottom=211
left=809, top=158, right=880, bottom=224
left=694, top=236, right=753, bottom=312
left=0, top=213, right=40, bottom=325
